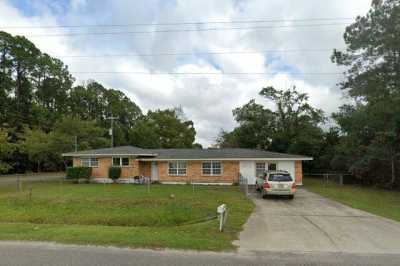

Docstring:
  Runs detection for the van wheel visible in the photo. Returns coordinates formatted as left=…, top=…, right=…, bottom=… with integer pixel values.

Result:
left=288, top=195, right=294, bottom=200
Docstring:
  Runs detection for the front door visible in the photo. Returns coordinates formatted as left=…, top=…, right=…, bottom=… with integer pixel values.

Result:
left=151, top=162, right=159, bottom=181
left=240, top=161, right=256, bottom=184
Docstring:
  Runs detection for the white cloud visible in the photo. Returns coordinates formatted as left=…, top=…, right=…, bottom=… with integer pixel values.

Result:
left=0, top=0, right=372, bottom=147
left=70, top=0, right=87, bottom=10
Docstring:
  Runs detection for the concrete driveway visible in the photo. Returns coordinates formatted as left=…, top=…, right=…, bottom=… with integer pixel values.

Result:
left=237, top=188, right=400, bottom=254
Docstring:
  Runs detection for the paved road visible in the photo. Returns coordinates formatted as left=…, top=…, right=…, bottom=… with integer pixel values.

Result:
left=237, top=188, right=400, bottom=254
left=1, top=241, right=400, bottom=266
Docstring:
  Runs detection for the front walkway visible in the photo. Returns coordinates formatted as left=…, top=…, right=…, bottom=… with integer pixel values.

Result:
left=236, top=188, right=400, bottom=254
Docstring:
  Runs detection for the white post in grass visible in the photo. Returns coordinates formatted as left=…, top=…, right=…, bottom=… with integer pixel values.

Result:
left=217, top=204, right=227, bottom=232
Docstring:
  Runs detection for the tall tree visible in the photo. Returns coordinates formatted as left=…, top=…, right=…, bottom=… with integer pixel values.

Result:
left=129, top=109, right=196, bottom=148
left=218, top=86, right=325, bottom=164
left=19, top=128, right=52, bottom=172
left=68, top=81, right=142, bottom=146
left=259, top=86, right=325, bottom=154
left=217, top=100, right=275, bottom=149
left=332, top=0, right=400, bottom=186
left=52, top=116, right=109, bottom=152
left=0, top=129, right=16, bottom=174
left=0, top=31, right=74, bottom=129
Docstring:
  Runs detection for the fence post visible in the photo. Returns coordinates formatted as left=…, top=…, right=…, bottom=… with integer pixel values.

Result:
left=28, top=187, right=32, bottom=200
left=17, top=175, right=22, bottom=192
left=245, top=178, right=249, bottom=197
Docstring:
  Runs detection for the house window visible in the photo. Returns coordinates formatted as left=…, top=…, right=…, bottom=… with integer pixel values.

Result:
left=256, top=163, right=266, bottom=177
left=268, top=163, right=277, bottom=171
left=81, top=158, right=98, bottom=167
left=168, top=162, right=187, bottom=176
left=202, top=161, right=222, bottom=176
left=113, top=157, right=130, bottom=167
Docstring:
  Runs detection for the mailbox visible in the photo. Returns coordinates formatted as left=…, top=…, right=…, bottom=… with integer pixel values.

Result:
left=217, top=204, right=227, bottom=232
left=217, top=204, right=226, bottom=214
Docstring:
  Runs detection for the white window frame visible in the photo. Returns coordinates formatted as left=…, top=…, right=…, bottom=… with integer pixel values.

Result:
left=81, top=157, right=99, bottom=168
left=202, top=161, right=223, bottom=176
left=112, top=157, right=130, bottom=167
left=256, top=162, right=266, bottom=177
left=168, top=161, right=187, bottom=176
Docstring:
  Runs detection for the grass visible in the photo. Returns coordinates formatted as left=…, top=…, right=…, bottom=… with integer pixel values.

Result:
left=304, top=177, right=400, bottom=222
left=0, top=181, right=254, bottom=251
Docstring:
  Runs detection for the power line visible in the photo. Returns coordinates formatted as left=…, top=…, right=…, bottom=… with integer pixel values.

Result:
left=21, top=22, right=349, bottom=37
left=57, top=48, right=340, bottom=59
left=69, top=71, right=343, bottom=76
left=6, top=48, right=343, bottom=60
left=0, top=17, right=355, bottom=29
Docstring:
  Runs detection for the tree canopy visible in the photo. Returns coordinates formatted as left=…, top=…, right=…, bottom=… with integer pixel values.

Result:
left=218, top=86, right=325, bottom=169
left=0, top=31, right=198, bottom=173
left=129, top=109, right=197, bottom=149
left=331, top=0, right=400, bottom=186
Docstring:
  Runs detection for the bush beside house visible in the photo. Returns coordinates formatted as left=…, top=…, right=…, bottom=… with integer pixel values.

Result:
left=109, top=167, right=121, bottom=181
left=66, top=167, right=92, bottom=182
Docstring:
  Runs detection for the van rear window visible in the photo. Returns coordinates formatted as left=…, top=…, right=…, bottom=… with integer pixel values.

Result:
left=268, top=174, right=292, bottom=182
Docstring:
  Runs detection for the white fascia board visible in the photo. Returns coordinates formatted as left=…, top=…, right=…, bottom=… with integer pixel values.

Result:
left=139, top=158, right=313, bottom=161
left=62, top=153, right=158, bottom=157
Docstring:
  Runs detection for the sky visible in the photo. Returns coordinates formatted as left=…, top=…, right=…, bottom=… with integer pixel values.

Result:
left=0, top=0, right=372, bottom=147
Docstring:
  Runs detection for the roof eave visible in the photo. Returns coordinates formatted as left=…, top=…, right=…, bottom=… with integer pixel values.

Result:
left=138, top=157, right=313, bottom=161
left=62, top=153, right=158, bottom=157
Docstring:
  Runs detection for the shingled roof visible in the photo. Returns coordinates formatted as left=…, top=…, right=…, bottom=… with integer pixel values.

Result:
left=62, top=146, right=157, bottom=157
left=62, top=146, right=312, bottom=160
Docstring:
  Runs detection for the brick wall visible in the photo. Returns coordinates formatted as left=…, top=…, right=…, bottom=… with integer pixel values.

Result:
left=157, top=161, right=239, bottom=184
left=120, top=159, right=140, bottom=178
left=295, top=161, right=303, bottom=185
left=72, top=157, right=139, bottom=178
left=92, top=158, right=112, bottom=178
left=139, top=161, right=152, bottom=177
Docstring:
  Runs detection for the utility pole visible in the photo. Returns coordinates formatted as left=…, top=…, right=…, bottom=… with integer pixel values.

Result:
left=106, top=115, right=118, bottom=147
left=74, top=136, right=78, bottom=152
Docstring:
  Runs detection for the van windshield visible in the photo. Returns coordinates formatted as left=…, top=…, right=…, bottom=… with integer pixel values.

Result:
left=268, top=174, right=292, bottom=182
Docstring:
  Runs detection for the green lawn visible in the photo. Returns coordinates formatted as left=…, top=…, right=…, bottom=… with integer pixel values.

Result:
left=304, top=178, right=400, bottom=222
left=0, top=182, right=254, bottom=251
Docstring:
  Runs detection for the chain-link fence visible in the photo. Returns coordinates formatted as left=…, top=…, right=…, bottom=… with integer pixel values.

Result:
left=305, top=173, right=358, bottom=186
left=239, top=173, right=250, bottom=197
left=0, top=172, right=65, bottom=190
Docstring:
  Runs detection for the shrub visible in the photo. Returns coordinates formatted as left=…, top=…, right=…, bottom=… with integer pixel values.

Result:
left=109, top=167, right=121, bottom=180
left=66, top=167, right=92, bottom=180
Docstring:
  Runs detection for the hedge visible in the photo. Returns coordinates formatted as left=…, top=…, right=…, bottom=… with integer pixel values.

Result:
left=109, top=167, right=121, bottom=180
left=66, top=167, right=92, bottom=180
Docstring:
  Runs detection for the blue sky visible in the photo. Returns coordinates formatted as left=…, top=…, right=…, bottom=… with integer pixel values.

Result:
left=1, top=0, right=372, bottom=146
left=11, top=0, right=70, bottom=16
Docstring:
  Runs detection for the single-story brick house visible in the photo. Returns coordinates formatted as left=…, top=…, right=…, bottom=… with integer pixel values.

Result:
left=62, top=146, right=312, bottom=185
